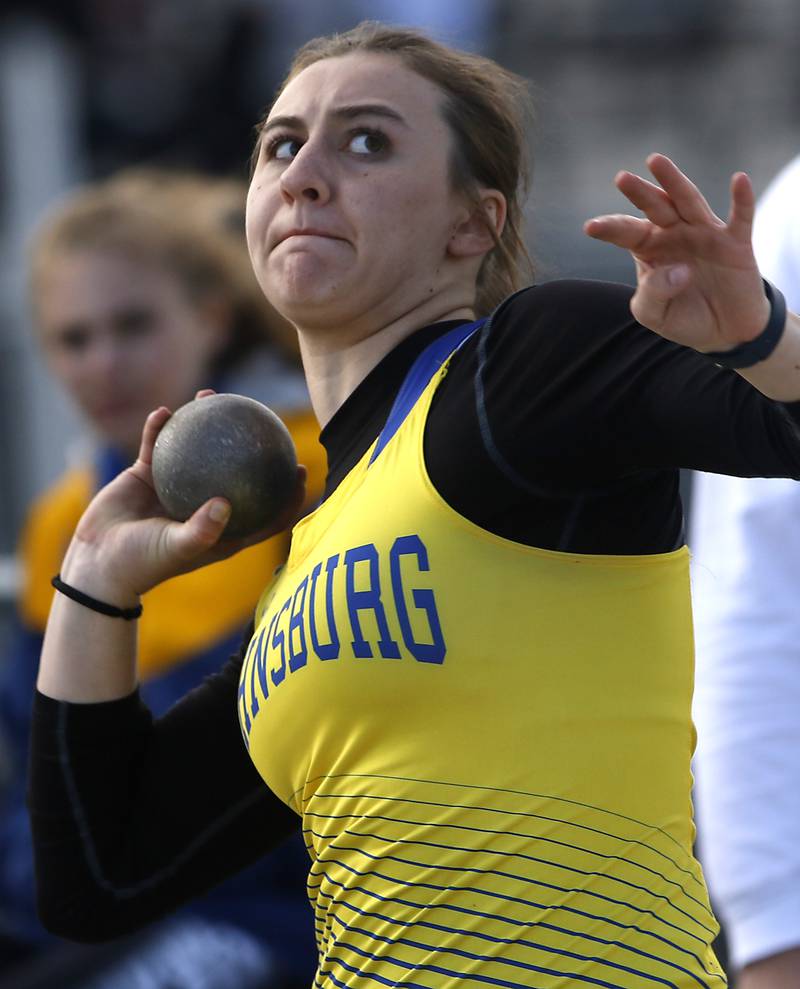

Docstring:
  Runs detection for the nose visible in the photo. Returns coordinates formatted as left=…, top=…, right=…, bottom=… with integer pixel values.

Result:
left=83, top=332, right=127, bottom=381
left=279, top=142, right=331, bottom=205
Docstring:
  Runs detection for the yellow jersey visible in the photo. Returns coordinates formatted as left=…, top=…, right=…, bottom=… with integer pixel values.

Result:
left=240, top=323, right=725, bottom=988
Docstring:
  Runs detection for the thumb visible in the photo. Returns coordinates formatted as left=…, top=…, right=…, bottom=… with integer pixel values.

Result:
left=168, top=498, right=232, bottom=561
left=630, top=262, right=690, bottom=330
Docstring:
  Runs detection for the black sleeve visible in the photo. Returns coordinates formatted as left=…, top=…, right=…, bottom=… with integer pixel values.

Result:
left=427, top=279, right=800, bottom=554
left=27, top=625, right=298, bottom=943
left=478, top=279, right=800, bottom=478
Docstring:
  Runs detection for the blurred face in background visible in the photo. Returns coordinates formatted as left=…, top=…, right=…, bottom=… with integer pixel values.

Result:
left=36, top=250, right=228, bottom=457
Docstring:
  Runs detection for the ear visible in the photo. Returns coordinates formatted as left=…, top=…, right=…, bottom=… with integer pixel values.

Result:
left=447, top=189, right=507, bottom=260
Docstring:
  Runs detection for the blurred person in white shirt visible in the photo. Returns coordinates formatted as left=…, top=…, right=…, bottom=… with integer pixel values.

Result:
left=691, top=156, right=800, bottom=988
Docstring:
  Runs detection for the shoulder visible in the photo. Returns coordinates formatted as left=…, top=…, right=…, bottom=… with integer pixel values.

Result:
left=480, top=278, right=639, bottom=369
left=494, top=278, right=635, bottom=330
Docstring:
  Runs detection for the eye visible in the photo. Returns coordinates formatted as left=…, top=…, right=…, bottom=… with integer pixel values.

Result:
left=55, top=325, right=90, bottom=353
left=115, top=308, right=155, bottom=339
left=266, top=134, right=302, bottom=162
left=347, top=129, right=388, bottom=155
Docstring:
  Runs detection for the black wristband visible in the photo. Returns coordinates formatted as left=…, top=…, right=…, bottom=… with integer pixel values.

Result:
left=705, top=279, right=787, bottom=369
left=51, top=574, right=143, bottom=620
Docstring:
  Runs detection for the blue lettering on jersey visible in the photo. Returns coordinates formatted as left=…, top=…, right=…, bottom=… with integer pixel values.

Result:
left=390, top=534, right=446, bottom=664
left=249, top=615, right=275, bottom=717
left=309, top=555, right=340, bottom=660
left=344, top=544, right=401, bottom=659
left=237, top=678, right=250, bottom=744
left=270, top=598, right=291, bottom=686
left=239, top=533, right=445, bottom=741
left=248, top=626, right=267, bottom=719
left=288, top=576, right=309, bottom=672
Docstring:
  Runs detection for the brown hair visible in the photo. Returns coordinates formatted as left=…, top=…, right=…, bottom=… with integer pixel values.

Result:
left=29, top=169, right=299, bottom=372
left=261, top=21, right=534, bottom=316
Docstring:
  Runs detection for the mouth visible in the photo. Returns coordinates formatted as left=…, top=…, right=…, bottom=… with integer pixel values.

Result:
left=274, top=228, right=348, bottom=249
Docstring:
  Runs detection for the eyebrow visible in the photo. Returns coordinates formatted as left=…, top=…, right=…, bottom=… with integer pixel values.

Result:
left=261, top=103, right=409, bottom=135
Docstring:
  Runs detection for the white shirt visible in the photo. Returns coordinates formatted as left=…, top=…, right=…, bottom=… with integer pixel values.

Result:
left=690, top=155, right=800, bottom=969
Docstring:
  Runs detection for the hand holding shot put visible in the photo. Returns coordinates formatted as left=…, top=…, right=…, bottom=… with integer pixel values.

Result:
left=152, top=392, right=300, bottom=539
left=39, top=393, right=305, bottom=702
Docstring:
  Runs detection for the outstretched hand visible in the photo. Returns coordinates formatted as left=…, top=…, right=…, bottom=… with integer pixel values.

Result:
left=584, top=154, right=770, bottom=353
left=66, top=395, right=307, bottom=601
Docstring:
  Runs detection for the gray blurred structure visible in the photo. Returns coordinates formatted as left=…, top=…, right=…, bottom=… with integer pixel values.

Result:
left=0, top=16, right=85, bottom=650
left=0, top=17, right=85, bottom=540
left=1, top=0, right=800, bottom=638
left=495, top=0, right=800, bottom=282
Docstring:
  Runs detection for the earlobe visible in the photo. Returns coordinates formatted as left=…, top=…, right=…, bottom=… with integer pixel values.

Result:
left=447, top=190, right=507, bottom=260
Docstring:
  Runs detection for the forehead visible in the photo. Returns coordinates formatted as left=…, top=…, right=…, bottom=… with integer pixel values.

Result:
left=271, top=52, right=447, bottom=130
left=37, top=250, right=177, bottom=324
left=41, top=250, right=164, bottom=295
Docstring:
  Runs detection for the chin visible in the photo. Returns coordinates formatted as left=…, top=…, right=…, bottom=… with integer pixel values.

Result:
left=267, top=252, right=351, bottom=312
left=269, top=282, right=350, bottom=328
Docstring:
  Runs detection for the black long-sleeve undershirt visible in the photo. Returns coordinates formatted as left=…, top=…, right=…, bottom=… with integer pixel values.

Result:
left=29, top=647, right=295, bottom=941
left=29, top=279, right=800, bottom=942
left=324, top=279, right=800, bottom=553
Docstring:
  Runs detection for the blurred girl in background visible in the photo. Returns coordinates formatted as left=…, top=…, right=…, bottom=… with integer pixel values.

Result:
left=0, top=171, right=324, bottom=989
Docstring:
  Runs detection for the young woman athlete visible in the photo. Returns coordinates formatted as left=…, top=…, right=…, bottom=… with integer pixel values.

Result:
left=28, top=23, right=800, bottom=989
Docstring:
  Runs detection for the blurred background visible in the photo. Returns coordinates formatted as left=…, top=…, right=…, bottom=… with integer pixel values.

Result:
left=2, top=0, right=800, bottom=641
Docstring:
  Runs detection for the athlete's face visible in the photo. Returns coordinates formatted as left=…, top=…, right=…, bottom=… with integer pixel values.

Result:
left=37, top=251, right=227, bottom=456
left=246, top=53, right=472, bottom=336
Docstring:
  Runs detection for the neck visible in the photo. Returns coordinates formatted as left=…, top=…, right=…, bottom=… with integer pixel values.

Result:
left=297, top=299, right=475, bottom=428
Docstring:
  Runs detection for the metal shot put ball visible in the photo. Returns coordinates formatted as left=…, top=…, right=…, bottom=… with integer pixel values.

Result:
left=152, top=394, right=297, bottom=539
